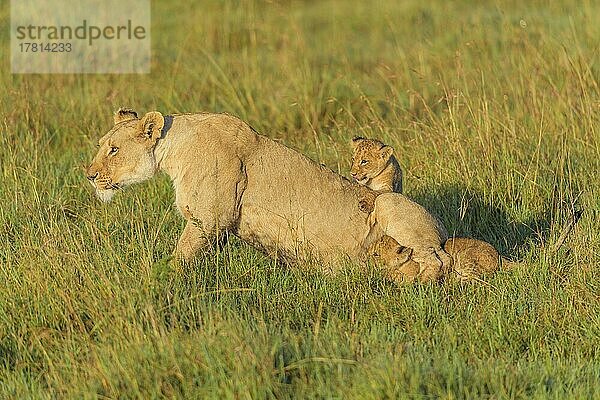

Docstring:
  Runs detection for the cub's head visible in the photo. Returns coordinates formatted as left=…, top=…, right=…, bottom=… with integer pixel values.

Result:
left=86, top=108, right=164, bottom=202
left=350, top=137, right=394, bottom=184
left=370, top=236, right=413, bottom=267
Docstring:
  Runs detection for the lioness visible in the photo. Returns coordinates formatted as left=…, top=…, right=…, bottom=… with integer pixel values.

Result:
left=86, top=109, right=448, bottom=279
left=350, top=137, right=504, bottom=282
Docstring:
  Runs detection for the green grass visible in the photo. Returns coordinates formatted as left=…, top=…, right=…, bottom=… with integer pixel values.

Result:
left=1, top=0, right=599, bottom=398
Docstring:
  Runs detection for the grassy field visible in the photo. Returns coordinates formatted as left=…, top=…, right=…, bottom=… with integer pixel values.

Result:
left=1, top=0, right=599, bottom=398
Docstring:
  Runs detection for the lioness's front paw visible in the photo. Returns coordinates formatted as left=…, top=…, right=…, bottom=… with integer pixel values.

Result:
left=173, top=241, right=199, bottom=264
left=173, top=248, right=192, bottom=264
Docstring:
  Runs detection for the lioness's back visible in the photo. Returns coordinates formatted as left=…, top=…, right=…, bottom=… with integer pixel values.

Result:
left=218, top=126, right=372, bottom=263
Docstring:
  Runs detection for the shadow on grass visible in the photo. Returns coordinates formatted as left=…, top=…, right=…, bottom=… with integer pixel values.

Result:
left=411, top=184, right=551, bottom=258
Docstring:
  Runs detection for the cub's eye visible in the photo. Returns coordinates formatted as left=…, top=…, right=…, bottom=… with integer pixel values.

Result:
left=360, top=159, right=368, bottom=165
left=108, top=146, right=119, bottom=155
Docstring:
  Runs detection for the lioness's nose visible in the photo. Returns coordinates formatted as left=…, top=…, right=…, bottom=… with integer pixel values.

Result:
left=87, top=172, right=98, bottom=181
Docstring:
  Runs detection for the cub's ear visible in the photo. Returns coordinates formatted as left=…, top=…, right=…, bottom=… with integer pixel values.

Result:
left=396, top=247, right=412, bottom=265
left=351, top=136, right=365, bottom=148
left=138, top=111, right=164, bottom=141
left=380, top=145, right=393, bottom=160
left=114, top=108, right=138, bottom=124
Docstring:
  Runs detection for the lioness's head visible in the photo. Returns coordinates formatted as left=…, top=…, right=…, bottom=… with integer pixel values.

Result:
left=350, top=137, right=394, bottom=184
left=86, top=108, right=164, bottom=202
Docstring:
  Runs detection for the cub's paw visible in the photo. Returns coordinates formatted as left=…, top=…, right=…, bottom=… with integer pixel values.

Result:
left=358, top=199, right=373, bottom=213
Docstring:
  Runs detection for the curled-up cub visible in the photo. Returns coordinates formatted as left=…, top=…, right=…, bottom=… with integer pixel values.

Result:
left=370, top=236, right=503, bottom=283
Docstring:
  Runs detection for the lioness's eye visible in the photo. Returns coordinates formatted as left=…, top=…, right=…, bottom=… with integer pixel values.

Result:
left=360, top=159, right=368, bottom=165
left=108, top=146, right=119, bottom=155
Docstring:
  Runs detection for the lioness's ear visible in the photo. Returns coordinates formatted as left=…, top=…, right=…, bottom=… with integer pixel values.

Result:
left=138, top=111, right=165, bottom=141
left=114, top=108, right=138, bottom=124
left=380, top=145, right=393, bottom=160
left=351, top=136, right=364, bottom=148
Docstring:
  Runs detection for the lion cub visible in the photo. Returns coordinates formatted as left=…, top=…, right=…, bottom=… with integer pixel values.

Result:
left=351, top=137, right=502, bottom=283
left=371, top=236, right=500, bottom=283
left=351, top=137, right=403, bottom=193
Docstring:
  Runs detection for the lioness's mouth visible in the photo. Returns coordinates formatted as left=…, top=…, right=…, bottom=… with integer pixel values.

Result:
left=92, top=181, right=121, bottom=203
left=92, top=180, right=122, bottom=191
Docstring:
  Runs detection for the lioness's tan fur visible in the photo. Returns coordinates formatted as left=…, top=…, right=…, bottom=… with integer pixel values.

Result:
left=87, top=110, right=443, bottom=271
